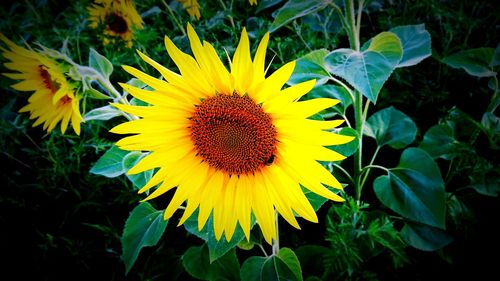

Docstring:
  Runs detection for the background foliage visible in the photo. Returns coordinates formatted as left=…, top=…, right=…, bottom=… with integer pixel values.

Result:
left=0, top=0, right=499, bottom=280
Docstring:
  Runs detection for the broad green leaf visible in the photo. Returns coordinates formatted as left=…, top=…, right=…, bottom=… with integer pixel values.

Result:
left=256, top=0, right=284, bottom=13
left=390, top=24, right=432, bottom=68
left=182, top=245, right=240, bottom=281
left=325, top=32, right=403, bottom=103
left=469, top=168, right=500, bottom=197
left=295, top=245, right=329, bottom=278
left=364, top=106, right=417, bottom=149
left=401, top=222, right=453, bottom=251
left=491, top=42, right=500, bottom=67
left=90, top=145, right=128, bottom=178
left=373, top=148, right=446, bottom=229
left=329, top=127, right=359, bottom=158
left=121, top=202, right=168, bottom=274
left=122, top=151, right=154, bottom=190
left=306, top=84, right=352, bottom=115
left=184, top=210, right=253, bottom=262
left=89, top=48, right=113, bottom=79
left=269, top=0, right=330, bottom=33
left=277, top=248, right=303, bottom=281
left=83, top=105, right=122, bottom=122
left=240, top=250, right=302, bottom=281
left=442, top=48, right=496, bottom=77
left=481, top=112, right=500, bottom=141
left=419, top=123, right=460, bottom=160
left=288, top=49, right=330, bottom=86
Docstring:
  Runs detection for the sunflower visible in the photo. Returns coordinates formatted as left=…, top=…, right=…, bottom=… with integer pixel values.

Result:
left=111, top=24, right=353, bottom=244
left=249, top=0, right=257, bottom=5
left=87, top=0, right=144, bottom=48
left=0, top=34, right=83, bottom=135
left=177, top=0, right=201, bottom=20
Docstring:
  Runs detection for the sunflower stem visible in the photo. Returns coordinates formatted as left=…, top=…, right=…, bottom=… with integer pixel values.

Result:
left=272, top=211, right=280, bottom=256
left=160, top=0, right=186, bottom=36
left=344, top=0, right=365, bottom=202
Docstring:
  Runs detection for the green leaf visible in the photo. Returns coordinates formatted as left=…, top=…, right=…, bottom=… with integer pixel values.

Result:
left=83, top=105, right=122, bottom=122
left=364, top=106, right=417, bottom=149
left=182, top=244, right=240, bottom=281
left=419, top=123, right=460, bottom=160
left=295, top=245, right=329, bottom=278
left=184, top=210, right=253, bottom=262
left=277, top=248, right=303, bottom=281
left=390, top=24, right=432, bottom=68
left=90, top=145, right=128, bottom=178
left=373, top=148, right=446, bottom=229
left=256, top=0, right=284, bottom=13
left=401, top=222, right=453, bottom=251
left=329, top=127, right=359, bottom=158
left=490, top=42, right=500, bottom=67
left=288, top=49, right=330, bottom=86
left=325, top=32, right=403, bottom=103
left=306, top=84, right=352, bottom=115
left=442, top=48, right=496, bottom=77
left=122, top=151, right=154, bottom=190
left=89, top=48, right=113, bottom=79
left=240, top=249, right=303, bottom=281
left=269, top=0, right=330, bottom=33
left=121, top=202, right=168, bottom=274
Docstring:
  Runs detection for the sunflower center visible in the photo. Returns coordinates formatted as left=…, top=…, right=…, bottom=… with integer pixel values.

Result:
left=38, top=66, right=60, bottom=94
left=107, top=13, right=128, bottom=34
left=190, top=94, right=277, bottom=175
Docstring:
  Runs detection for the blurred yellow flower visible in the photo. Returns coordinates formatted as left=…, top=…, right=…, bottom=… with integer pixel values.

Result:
left=111, top=24, right=352, bottom=244
left=0, top=34, right=83, bottom=135
left=177, top=0, right=201, bottom=20
left=249, top=0, right=257, bottom=5
left=87, top=0, right=144, bottom=48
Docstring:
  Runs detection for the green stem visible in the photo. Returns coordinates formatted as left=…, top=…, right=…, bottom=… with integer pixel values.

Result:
left=329, top=162, right=355, bottom=186
left=359, top=145, right=380, bottom=188
left=344, top=0, right=359, bottom=51
left=353, top=90, right=364, bottom=201
left=272, top=211, right=279, bottom=255
left=218, top=0, right=235, bottom=30
left=160, top=0, right=186, bottom=36
left=361, top=164, right=390, bottom=174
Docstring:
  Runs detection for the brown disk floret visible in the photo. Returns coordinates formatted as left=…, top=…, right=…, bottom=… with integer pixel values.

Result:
left=190, top=94, right=277, bottom=175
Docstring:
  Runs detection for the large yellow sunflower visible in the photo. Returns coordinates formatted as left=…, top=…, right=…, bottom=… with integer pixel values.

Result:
left=0, top=34, right=83, bottom=135
left=177, top=0, right=201, bottom=20
left=87, top=0, right=144, bottom=48
left=111, top=24, right=353, bottom=244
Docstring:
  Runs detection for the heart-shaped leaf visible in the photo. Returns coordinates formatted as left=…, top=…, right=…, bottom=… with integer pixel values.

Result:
left=373, top=148, right=446, bottom=229
left=401, top=221, right=453, bottom=251
left=364, top=106, right=417, bottom=149
left=325, top=32, right=402, bottom=103
left=288, top=49, right=330, bottom=86
left=184, top=210, right=255, bottom=263
left=269, top=0, right=330, bottom=33
left=442, top=48, right=496, bottom=77
left=390, top=24, right=432, bottom=68
left=240, top=247, right=302, bottom=281
left=182, top=244, right=240, bottom=281
left=419, top=123, right=460, bottom=160
left=121, top=202, right=168, bottom=274
left=90, top=145, right=128, bottom=178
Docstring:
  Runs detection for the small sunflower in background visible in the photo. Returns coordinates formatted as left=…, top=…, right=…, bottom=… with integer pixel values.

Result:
left=111, top=23, right=354, bottom=244
left=249, top=0, right=257, bottom=5
left=177, top=0, right=201, bottom=20
left=87, top=0, right=143, bottom=48
left=0, top=34, right=83, bottom=135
